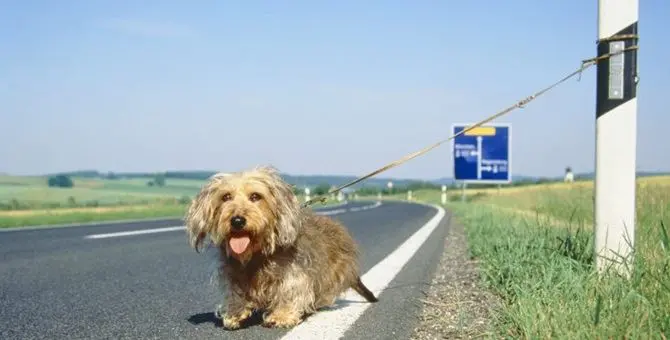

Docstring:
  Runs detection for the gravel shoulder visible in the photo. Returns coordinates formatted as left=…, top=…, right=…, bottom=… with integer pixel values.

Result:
left=410, top=215, right=502, bottom=339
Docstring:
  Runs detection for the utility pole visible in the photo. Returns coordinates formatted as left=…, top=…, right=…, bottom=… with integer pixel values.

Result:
left=594, top=0, right=639, bottom=277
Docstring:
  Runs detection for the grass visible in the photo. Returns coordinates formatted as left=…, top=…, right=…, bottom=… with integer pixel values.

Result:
left=0, top=204, right=189, bottom=228
left=0, top=176, right=198, bottom=209
left=376, top=176, right=670, bottom=339
left=0, top=175, right=199, bottom=227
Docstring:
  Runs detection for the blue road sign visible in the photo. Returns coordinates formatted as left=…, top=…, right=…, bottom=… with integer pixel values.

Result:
left=452, top=124, right=511, bottom=184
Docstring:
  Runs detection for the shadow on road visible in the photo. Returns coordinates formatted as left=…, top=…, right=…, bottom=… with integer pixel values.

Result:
left=187, top=311, right=265, bottom=330
left=185, top=298, right=373, bottom=330
left=187, top=312, right=223, bottom=328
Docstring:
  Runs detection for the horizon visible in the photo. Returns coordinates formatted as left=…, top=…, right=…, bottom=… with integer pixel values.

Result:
left=2, top=1, right=668, bottom=179
left=3, top=168, right=669, bottom=183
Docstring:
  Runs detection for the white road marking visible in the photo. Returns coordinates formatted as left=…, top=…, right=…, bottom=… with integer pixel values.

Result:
left=348, top=201, right=382, bottom=212
left=84, top=226, right=186, bottom=239
left=316, top=201, right=382, bottom=215
left=280, top=203, right=446, bottom=340
left=321, top=201, right=349, bottom=209
left=317, top=208, right=348, bottom=216
left=83, top=202, right=383, bottom=239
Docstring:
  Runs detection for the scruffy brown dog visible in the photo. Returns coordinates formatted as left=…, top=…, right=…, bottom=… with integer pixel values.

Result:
left=184, top=166, right=378, bottom=330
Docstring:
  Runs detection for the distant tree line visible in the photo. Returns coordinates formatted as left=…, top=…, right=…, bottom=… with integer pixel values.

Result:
left=43, top=169, right=637, bottom=196
left=146, top=173, right=166, bottom=187
left=47, top=175, right=74, bottom=188
left=44, top=172, right=170, bottom=189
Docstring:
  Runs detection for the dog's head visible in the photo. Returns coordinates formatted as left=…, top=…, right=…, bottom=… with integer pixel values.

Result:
left=184, top=166, right=302, bottom=263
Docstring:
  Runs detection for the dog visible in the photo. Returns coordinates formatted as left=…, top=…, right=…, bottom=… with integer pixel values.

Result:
left=184, top=166, right=378, bottom=330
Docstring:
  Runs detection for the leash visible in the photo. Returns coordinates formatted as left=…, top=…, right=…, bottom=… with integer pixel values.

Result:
left=301, top=36, right=639, bottom=208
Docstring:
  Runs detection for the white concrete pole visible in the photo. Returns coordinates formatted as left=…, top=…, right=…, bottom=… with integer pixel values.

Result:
left=594, top=0, right=639, bottom=276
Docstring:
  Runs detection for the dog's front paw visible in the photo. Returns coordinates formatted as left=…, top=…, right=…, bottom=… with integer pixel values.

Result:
left=217, top=308, right=253, bottom=330
left=222, top=311, right=252, bottom=330
left=262, top=309, right=303, bottom=328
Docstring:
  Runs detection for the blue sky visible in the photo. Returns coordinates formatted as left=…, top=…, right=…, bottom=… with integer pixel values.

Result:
left=1, top=1, right=668, bottom=179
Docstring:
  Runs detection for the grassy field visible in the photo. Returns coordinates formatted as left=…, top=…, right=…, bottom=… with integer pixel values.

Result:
left=0, top=175, right=337, bottom=228
left=0, top=175, right=202, bottom=206
left=376, top=176, right=670, bottom=338
left=0, top=175, right=201, bottom=227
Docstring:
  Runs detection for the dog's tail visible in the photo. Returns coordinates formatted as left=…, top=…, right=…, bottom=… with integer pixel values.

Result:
left=352, top=277, right=378, bottom=303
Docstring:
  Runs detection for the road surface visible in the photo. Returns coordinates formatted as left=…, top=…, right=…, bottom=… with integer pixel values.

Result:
left=0, top=200, right=450, bottom=340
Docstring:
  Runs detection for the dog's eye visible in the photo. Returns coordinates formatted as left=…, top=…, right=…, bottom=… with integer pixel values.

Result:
left=249, top=192, right=262, bottom=202
left=221, top=193, right=232, bottom=202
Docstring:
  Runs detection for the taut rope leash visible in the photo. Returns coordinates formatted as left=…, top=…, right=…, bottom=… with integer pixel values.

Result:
left=301, top=36, right=639, bottom=208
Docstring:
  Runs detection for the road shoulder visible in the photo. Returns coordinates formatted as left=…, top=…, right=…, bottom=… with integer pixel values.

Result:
left=410, top=212, right=502, bottom=339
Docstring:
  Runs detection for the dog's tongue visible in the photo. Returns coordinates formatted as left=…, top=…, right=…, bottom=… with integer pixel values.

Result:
left=229, top=236, right=251, bottom=254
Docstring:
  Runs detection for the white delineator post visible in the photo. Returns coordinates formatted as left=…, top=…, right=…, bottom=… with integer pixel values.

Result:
left=441, top=185, right=447, bottom=205
left=594, top=0, right=639, bottom=276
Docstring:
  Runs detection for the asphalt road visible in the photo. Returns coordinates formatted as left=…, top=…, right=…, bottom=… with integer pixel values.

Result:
left=0, top=200, right=450, bottom=340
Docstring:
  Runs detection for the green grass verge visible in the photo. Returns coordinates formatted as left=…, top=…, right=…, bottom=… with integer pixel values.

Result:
left=360, top=183, right=669, bottom=338
left=445, top=201, right=670, bottom=339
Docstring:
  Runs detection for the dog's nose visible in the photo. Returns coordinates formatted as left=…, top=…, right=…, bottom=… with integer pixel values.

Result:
left=230, top=216, right=246, bottom=230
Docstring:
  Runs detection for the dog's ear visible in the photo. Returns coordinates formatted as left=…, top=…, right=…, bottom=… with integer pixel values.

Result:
left=184, top=174, right=227, bottom=252
left=184, top=189, right=211, bottom=252
left=256, top=166, right=302, bottom=247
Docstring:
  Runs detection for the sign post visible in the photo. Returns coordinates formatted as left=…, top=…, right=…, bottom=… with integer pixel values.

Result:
left=452, top=123, right=512, bottom=201
left=461, top=183, right=467, bottom=202
left=594, top=0, right=639, bottom=277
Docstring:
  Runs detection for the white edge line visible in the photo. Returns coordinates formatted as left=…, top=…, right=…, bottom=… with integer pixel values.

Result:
left=83, top=202, right=384, bottom=239
left=280, top=203, right=446, bottom=340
